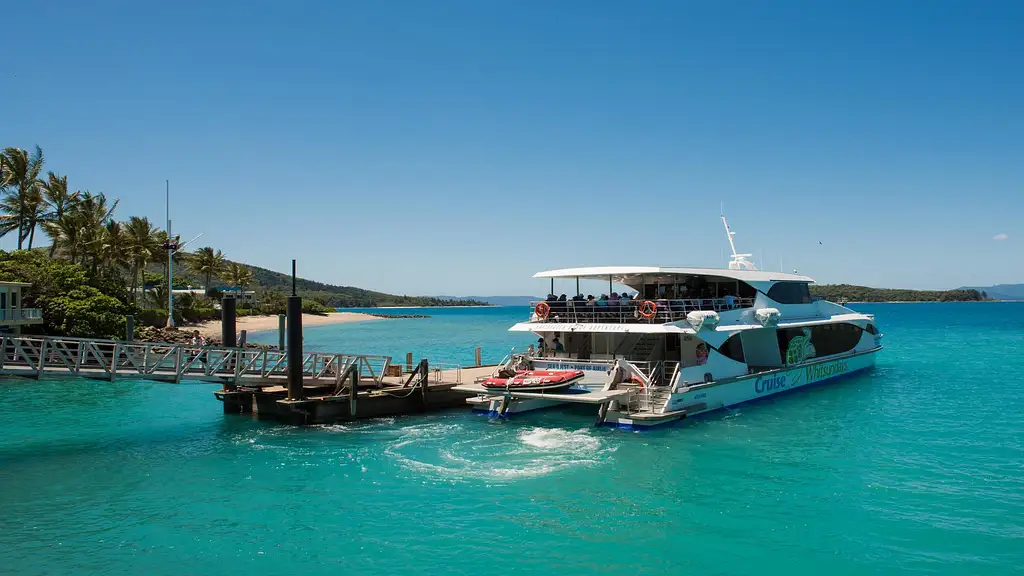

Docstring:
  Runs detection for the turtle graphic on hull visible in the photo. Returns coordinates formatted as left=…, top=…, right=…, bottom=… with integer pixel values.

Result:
left=786, top=328, right=816, bottom=365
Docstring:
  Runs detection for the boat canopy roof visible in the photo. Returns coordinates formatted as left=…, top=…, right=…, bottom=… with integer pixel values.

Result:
left=533, top=266, right=814, bottom=284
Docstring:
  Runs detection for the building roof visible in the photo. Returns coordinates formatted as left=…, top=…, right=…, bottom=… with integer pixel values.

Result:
left=0, top=281, right=33, bottom=288
left=532, top=266, right=814, bottom=284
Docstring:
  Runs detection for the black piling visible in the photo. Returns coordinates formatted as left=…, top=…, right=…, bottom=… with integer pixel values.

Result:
left=278, top=314, right=286, bottom=350
left=286, top=260, right=303, bottom=401
left=221, top=296, right=237, bottom=347
left=419, top=358, right=429, bottom=407
left=125, top=315, right=135, bottom=342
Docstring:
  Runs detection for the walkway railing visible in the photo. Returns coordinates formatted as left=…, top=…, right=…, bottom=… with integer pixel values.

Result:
left=0, top=308, right=43, bottom=322
left=0, top=334, right=393, bottom=386
left=529, top=298, right=755, bottom=324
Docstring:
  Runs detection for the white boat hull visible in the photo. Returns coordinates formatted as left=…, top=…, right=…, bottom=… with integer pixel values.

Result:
left=472, top=349, right=880, bottom=424
left=604, top=349, right=880, bottom=427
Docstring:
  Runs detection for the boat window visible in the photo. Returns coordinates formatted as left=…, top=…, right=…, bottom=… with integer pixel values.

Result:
left=864, top=324, right=878, bottom=335
left=776, top=323, right=863, bottom=361
left=718, top=334, right=745, bottom=363
left=767, top=282, right=812, bottom=304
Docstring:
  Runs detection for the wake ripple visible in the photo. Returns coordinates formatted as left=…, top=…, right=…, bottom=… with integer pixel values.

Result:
left=383, top=423, right=614, bottom=483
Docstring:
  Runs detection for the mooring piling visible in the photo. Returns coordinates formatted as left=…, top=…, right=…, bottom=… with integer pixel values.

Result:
left=278, top=314, right=286, bottom=350
left=286, top=260, right=303, bottom=400
left=475, top=347, right=481, bottom=366
left=125, top=315, right=135, bottom=342
left=221, top=295, right=237, bottom=348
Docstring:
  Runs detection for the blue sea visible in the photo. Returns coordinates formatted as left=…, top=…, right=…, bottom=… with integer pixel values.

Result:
left=1, top=303, right=1022, bottom=575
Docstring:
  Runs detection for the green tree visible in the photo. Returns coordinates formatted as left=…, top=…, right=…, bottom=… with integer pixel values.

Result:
left=0, top=146, right=45, bottom=249
left=38, top=172, right=81, bottom=257
left=124, top=216, right=161, bottom=305
left=97, top=220, right=129, bottom=275
left=74, top=191, right=119, bottom=273
left=0, top=250, right=131, bottom=339
left=189, top=246, right=225, bottom=290
left=227, top=262, right=253, bottom=290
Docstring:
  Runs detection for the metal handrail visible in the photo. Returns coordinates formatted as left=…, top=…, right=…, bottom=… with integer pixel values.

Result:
left=0, top=335, right=394, bottom=385
left=0, top=308, right=43, bottom=322
left=529, top=298, right=755, bottom=324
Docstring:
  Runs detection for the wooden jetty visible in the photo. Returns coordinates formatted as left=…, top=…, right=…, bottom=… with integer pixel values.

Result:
left=0, top=334, right=494, bottom=425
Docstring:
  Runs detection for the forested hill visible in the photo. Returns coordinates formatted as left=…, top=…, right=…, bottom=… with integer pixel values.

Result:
left=241, top=262, right=488, bottom=308
left=959, top=284, right=1024, bottom=301
left=811, top=284, right=987, bottom=303
left=143, top=256, right=488, bottom=308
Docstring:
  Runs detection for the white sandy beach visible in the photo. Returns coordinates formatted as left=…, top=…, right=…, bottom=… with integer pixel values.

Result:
left=195, top=312, right=379, bottom=337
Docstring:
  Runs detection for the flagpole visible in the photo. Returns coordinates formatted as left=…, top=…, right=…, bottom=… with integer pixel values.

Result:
left=165, top=180, right=175, bottom=329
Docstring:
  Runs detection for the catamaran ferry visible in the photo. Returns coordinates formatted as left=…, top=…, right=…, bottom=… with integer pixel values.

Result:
left=455, top=217, right=882, bottom=428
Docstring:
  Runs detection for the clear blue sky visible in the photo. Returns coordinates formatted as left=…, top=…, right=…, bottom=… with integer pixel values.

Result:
left=3, top=0, right=1021, bottom=296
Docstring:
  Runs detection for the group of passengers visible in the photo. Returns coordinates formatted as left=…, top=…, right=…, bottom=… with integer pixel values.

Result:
left=543, top=292, right=640, bottom=307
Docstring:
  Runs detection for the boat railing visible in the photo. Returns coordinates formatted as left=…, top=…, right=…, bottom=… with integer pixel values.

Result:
left=632, top=360, right=678, bottom=412
left=529, top=298, right=755, bottom=324
left=429, top=362, right=462, bottom=384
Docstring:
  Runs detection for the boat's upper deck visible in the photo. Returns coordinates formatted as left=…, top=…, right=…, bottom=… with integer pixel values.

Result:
left=529, top=266, right=813, bottom=325
left=530, top=297, right=756, bottom=324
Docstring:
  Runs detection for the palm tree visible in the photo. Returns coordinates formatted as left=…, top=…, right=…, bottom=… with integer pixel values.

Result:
left=49, top=210, right=85, bottom=264
left=146, top=284, right=169, bottom=310
left=189, top=246, right=225, bottom=291
left=74, top=191, right=119, bottom=273
left=98, top=220, right=129, bottom=275
left=39, top=172, right=80, bottom=257
left=124, top=216, right=161, bottom=305
left=0, top=146, right=45, bottom=249
left=227, top=262, right=253, bottom=290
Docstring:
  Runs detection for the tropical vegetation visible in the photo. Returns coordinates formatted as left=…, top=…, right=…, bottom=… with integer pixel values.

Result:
left=0, top=143, right=486, bottom=339
left=811, top=284, right=987, bottom=303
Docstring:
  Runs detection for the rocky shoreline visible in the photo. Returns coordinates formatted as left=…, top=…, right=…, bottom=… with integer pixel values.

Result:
left=134, top=326, right=272, bottom=349
left=367, top=313, right=431, bottom=319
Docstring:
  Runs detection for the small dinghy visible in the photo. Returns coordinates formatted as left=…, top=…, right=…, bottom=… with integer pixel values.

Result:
left=481, top=369, right=585, bottom=393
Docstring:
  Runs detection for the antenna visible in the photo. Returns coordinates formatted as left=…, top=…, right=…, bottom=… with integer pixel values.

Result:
left=176, top=233, right=203, bottom=251
left=720, top=213, right=757, bottom=270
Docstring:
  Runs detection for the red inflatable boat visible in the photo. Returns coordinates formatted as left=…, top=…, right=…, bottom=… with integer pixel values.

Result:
left=481, top=369, right=585, bottom=393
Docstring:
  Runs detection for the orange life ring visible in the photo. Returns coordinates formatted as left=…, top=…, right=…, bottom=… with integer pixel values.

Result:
left=535, top=301, right=550, bottom=320
left=639, top=300, right=657, bottom=319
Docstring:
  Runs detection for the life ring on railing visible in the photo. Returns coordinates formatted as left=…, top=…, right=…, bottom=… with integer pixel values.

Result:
left=639, top=300, right=657, bottom=319
left=630, top=375, right=645, bottom=389
left=535, top=301, right=550, bottom=320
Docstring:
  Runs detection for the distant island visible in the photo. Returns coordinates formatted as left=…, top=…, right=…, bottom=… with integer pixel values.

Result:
left=441, top=286, right=996, bottom=305
left=435, top=295, right=540, bottom=307
left=959, top=283, right=1024, bottom=301
left=811, top=284, right=987, bottom=303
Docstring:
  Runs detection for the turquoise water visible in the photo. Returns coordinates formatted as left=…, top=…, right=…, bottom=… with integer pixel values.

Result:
left=1, top=303, right=1022, bottom=575
left=251, top=306, right=538, bottom=366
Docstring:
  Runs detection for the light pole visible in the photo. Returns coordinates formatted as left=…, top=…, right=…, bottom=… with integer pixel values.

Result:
left=165, top=180, right=176, bottom=329
left=162, top=180, right=202, bottom=330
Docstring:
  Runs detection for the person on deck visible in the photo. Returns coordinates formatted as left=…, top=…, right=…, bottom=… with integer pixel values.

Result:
left=695, top=342, right=709, bottom=365
left=552, top=336, right=564, bottom=353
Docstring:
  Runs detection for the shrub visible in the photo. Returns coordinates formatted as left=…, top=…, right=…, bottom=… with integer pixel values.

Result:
left=302, top=300, right=333, bottom=315
left=48, top=286, right=129, bottom=339
left=0, top=251, right=132, bottom=338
